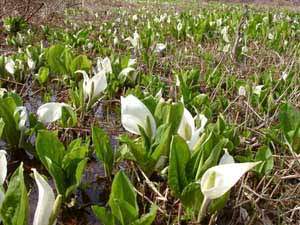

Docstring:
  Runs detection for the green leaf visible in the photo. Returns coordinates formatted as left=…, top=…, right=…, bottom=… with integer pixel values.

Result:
left=36, top=130, right=66, bottom=195
left=46, top=44, right=71, bottom=75
left=181, top=182, right=203, bottom=211
left=208, top=191, right=230, bottom=214
left=0, top=118, right=4, bottom=138
left=0, top=97, right=20, bottom=148
left=36, top=130, right=65, bottom=166
left=0, top=163, right=28, bottom=225
left=254, top=146, right=273, bottom=175
left=70, top=55, right=91, bottom=75
left=168, top=135, right=191, bottom=198
left=131, top=205, right=157, bottom=225
left=119, top=135, right=149, bottom=171
left=151, top=125, right=172, bottom=167
left=279, top=103, right=300, bottom=153
left=92, top=126, right=114, bottom=176
left=45, top=157, right=66, bottom=196
left=61, top=105, right=77, bottom=128
left=92, top=206, right=115, bottom=225
left=109, top=171, right=139, bottom=225
left=195, top=137, right=228, bottom=180
left=65, top=158, right=87, bottom=198
left=37, top=67, right=49, bottom=84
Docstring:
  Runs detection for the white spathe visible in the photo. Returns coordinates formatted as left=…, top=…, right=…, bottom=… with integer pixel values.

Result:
left=77, top=70, right=107, bottom=101
left=125, top=31, right=140, bottom=49
left=219, top=149, right=235, bottom=165
left=155, top=43, right=166, bottom=53
left=5, top=58, right=15, bottom=75
left=32, top=169, right=56, bottom=225
left=96, top=57, right=112, bottom=75
left=238, top=86, right=246, bottom=97
left=253, top=85, right=264, bottom=95
left=121, top=95, right=156, bottom=137
left=14, top=106, right=28, bottom=131
left=0, top=150, right=7, bottom=208
left=37, top=102, right=72, bottom=124
left=200, top=162, right=260, bottom=200
left=178, top=108, right=208, bottom=150
left=0, top=150, right=7, bottom=186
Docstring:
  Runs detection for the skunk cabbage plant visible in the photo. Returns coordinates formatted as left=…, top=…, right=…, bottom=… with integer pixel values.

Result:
left=32, top=169, right=61, bottom=225
left=37, top=102, right=73, bottom=124
left=121, top=94, right=156, bottom=138
left=178, top=108, right=207, bottom=150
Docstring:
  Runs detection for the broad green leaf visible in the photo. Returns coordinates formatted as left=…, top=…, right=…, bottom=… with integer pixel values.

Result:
left=92, top=206, right=115, bottom=225
left=37, top=67, right=49, bottom=84
left=45, top=157, right=66, bottom=197
left=195, top=137, right=228, bottom=180
left=110, top=199, right=139, bottom=225
left=36, top=131, right=66, bottom=195
left=36, top=130, right=65, bottom=166
left=254, top=146, right=273, bottom=175
left=109, top=171, right=139, bottom=225
left=65, top=158, right=87, bottom=198
left=92, top=126, right=114, bottom=176
left=46, top=45, right=71, bottom=75
left=70, top=55, right=91, bottom=75
left=0, top=163, right=28, bottom=225
left=168, top=135, right=190, bottom=198
left=62, top=146, right=88, bottom=177
left=181, top=182, right=203, bottom=211
left=279, top=103, right=300, bottom=153
left=119, top=135, right=149, bottom=171
left=61, top=105, right=77, bottom=127
left=151, top=125, right=172, bottom=167
left=0, top=97, right=20, bottom=148
left=208, top=191, right=230, bottom=214
left=0, top=118, right=4, bottom=138
left=131, top=205, right=157, bottom=225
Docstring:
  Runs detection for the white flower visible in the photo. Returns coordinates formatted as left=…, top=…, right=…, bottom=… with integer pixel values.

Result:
left=121, top=95, right=156, bottom=137
left=242, top=46, right=248, bottom=54
left=113, top=36, right=119, bottom=46
left=119, top=67, right=135, bottom=78
left=32, top=169, right=56, bottom=225
left=177, top=22, right=183, bottom=31
left=14, top=106, right=28, bottom=131
left=175, top=75, right=181, bottom=86
left=281, top=72, right=288, bottom=81
left=119, top=58, right=136, bottom=79
left=5, top=58, right=15, bottom=75
left=96, top=57, right=112, bottom=75
left=77, top=70, right=107, bottom=102
left=0, top=150, right=7, bottom=208
left=27, top=57, right=36, bottom=70
left=155, top=43, right=166, bottom=53
left=87, top=42, right=94, bottom=49
left=200, top=162, right=260, bottom=200
left=37, top=102, right=72, bottom=124
left=238, top=86, right=246, bottom=97
left=268, top=33, right=274, bottom=40
left=155, top=88, right=163, bottom=99
left=221, top=26, right=230, bottom=43
left=0, top=88, right=7, bottom=98
left=178, top=108, right=208, bottom=150
left=253, top=85, right=264, bottom=95
left=0, top=150, right=7, bottom=187
left=132, top=14, right=138, bottom=21
left=216, top=18, right=222, bottom=26
left=219, top=149, right=235, bottom=165
left=125, top=31, right=140, bottom=49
